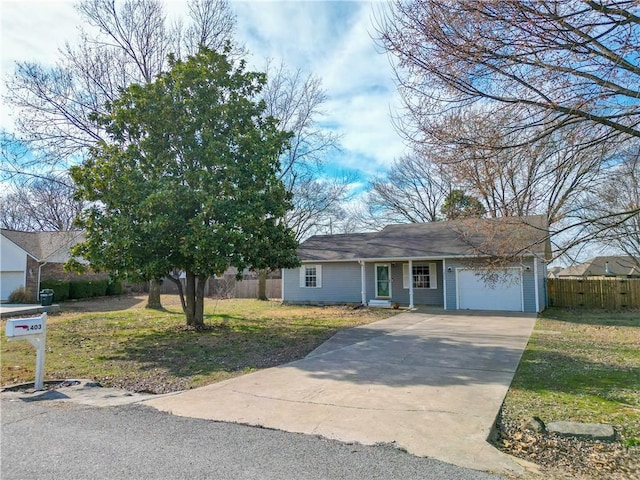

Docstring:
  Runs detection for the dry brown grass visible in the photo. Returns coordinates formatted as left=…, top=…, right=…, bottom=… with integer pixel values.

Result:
left=2, top=296, right=397, bottom=393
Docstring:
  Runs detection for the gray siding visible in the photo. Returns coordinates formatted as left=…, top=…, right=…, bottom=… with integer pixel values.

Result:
left=386, top=261, right=443, bottom=306
left=283, top=262, right=362, bottom=304
left=284, top=258, right=543, bottom=312
left=537, top=256, right=548, bottom=311
left=444, top=259, right=465, bottom=310
left=522, top=258, right=536, bottom=312
left=339, top=261, right=442, bottom=306
left=283, top=261, right=444, bottom=306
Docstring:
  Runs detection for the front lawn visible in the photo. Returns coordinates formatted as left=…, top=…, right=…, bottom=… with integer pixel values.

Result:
left=498, top=308, right=639, bottom=478
left=1, top=296, right=396, bottom=393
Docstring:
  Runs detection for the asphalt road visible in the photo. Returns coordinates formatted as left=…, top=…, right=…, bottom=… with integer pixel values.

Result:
left=1, top=397, right=501, bottom=480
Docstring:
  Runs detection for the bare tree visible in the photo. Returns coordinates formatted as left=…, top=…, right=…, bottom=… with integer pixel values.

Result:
left=262, top=60, right=346, bottom=241
left=182, top=0, right=236, bottom=56
left=581, top=147, right=640, bottom=265
left=0, top=174, right=84, bottom=231
left=377, top=0, right=640, bottom=258
left=262, top=61, right=337, bottom=181
left=378, top=1, right=640, bottom=146
left=368, top=153, right=451, bottom=223
left=426, top=108, right=611, bottom=227
left=363, top=106, right=610, bottom=237
left=285, top=173, right=356, bottom=240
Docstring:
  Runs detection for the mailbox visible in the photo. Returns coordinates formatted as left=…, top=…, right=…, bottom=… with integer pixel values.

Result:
left=5, top=316, right=46, bottom=337
left=5, top=313, right=47, bottom=390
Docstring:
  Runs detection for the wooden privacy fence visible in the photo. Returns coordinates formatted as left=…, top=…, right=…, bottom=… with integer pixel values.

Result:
left=547, top=278, right=640, bottom=309
left=212, top=278, right=282, bottom=299
left=160, top=277, right=282, bottom=299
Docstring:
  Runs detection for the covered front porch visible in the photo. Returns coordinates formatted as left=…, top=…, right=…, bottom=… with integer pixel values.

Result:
left=357, top=259, right=445, bottom=309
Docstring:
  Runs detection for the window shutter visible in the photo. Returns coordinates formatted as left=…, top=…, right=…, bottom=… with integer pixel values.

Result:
left=429, top=263, right=437, bottom=289
left=299, top=266, right=305, bottom=288
left=316, top=265, right=322, bottom=288
left=402, top=263, right=409, bottom=289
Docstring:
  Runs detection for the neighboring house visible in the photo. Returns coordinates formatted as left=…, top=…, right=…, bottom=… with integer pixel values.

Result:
left=0, top=229, right=97, bottom=301
left=547, top=266, right=564, bottom=278
left=556, top=256, right=640, bottom=278
left=282, top=216, right=550, bottom=313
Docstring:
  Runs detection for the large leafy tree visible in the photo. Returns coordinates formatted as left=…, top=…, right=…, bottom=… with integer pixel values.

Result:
left=70, top=47, right=299, bottom=327
left=440, top=189, right=486, bottom=220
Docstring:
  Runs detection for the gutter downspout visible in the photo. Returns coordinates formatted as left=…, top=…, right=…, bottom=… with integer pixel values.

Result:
left=37, top=261, right=48, bottom=301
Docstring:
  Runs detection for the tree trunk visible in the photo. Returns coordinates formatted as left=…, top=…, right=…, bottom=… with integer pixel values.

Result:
left=185, top=272, right=196, bottom=326
left=184, top=272, right=207, bottom=328
left=146, top=279, right=163, bottom=309
left=257, top=268, right=268, bottom=301
left=194, top=275, right=207, bottom=327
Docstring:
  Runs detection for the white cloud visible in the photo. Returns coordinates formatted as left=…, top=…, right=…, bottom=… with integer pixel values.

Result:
left=1, top=1, right=82, bottom=129
left=317, top=6, right=405, bottom=172
left=1, top=1, right=80, bottom=71
left=233, top=1, right=359, bottom=71
left=233, top=1, right=405, bottom=173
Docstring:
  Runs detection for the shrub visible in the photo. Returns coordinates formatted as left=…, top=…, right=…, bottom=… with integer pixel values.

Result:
left=107, top=280, right=123, bottom=296
left=69, top=279, right=109, bottom=299
left=40, top=280, right=70, bottom=302
left=37, top=278, right=122, bottom=302
left=8, top=286, right=31, bottom=304
left=92, top=280, right=109, bottom=297
left=68, top=281, right=88, bottom=299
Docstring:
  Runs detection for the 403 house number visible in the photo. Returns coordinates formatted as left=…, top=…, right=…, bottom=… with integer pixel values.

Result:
left=14, top=323, right=43, bottom=333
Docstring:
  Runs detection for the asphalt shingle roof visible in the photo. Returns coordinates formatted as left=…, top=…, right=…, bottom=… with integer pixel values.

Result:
left=1, top=229, right=85, bottom=263
left=298, top=215, right=549, bottom=262
left=558, top=256, right=640, bottom=277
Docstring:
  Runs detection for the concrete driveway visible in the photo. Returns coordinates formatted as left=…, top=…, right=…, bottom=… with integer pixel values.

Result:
left=144, top=310, right=536, bottom=475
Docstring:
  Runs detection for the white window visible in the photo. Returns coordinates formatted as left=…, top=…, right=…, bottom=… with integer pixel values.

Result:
left=299, top=264, right=322, bottom=288
left=403, top=262, right=437, bottom=289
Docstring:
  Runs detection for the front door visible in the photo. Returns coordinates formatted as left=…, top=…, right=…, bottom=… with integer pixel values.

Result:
left=375, top=264, right=391, bottom=298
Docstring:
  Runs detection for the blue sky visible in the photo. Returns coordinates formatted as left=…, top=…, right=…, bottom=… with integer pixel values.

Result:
left=1, top=0, right=405, bottom=186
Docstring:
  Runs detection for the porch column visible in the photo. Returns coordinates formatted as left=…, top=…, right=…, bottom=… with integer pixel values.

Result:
left=359, top=260, right=366, bottom=306
left=533, top=257, right=540, bottom=313
left=408, top=259, right=414, bottom=309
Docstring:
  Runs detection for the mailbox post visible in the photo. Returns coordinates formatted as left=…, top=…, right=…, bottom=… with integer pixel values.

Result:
left=5, top=313, right=47, bottom=390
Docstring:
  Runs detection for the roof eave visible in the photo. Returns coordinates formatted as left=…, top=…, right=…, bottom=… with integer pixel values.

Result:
left=297, top=252, right=542, bottom=263
left=0, top=232, right=41, bottom=262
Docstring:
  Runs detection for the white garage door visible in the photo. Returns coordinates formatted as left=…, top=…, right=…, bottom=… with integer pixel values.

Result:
left=457, top=268, right=523, bottom=312
left=1, top=271, right=25, bottom=301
